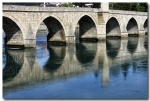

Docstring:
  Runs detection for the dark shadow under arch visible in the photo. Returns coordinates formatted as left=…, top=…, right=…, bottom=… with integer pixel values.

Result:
left=127, top=18, right=139, bottom=35
left=144, top=19, right=148, bottom=35
left=39, top=16, right=66, bottom=44
left=106, top=17, right=121, bottom=37
left=3, top=17, right=24, bottom=47
left=77, top=15, right=97, bottom=42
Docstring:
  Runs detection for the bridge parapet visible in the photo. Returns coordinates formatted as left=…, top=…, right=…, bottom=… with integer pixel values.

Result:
left=109, top=10, right=147, bottom=15
left=3, top=5, right=100, bottom=12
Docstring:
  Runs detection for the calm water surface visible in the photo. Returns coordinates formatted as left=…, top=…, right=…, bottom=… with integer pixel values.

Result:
left=3, top=34, right=148, bottom=99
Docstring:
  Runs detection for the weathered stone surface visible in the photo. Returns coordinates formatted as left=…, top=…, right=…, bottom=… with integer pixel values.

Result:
left=2, top=4, right=148, bottom=47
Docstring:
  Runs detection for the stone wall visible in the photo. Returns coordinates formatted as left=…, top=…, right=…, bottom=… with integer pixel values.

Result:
left=2, top=5, right=148, bottom=47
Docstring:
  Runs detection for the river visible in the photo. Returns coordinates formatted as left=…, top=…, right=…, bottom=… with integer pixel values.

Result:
left=3, top=33, right=148, bottom=99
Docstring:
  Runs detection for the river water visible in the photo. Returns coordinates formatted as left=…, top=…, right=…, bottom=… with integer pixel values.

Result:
left=3, top=33, right=148, bottom=99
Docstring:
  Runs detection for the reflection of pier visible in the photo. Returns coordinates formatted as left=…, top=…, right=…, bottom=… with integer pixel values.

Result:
left=3, top=36, right=147, bottom=89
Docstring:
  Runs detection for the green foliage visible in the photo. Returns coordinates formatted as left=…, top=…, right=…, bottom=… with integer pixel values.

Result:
left=109, top=3, right=147, bottom=12
left=63, top=3, right=73, bottom=7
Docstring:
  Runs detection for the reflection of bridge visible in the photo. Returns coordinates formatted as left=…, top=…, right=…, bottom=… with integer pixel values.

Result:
left=3, top=36, right=147, bottom=89
left=3, top=3, right=147, bottom=47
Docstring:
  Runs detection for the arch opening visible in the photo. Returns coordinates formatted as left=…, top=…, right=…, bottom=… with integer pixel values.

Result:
left=43, top=16, right=66, bottom=45
left=127, top=18, right=139, bottom=36
left=75, top=15, right=97, bottom=42
left=144, top=19, right=148, bottom=35
left=106, top=17, right=121, bottom=38
left=36, top=16, right=66, bottom=47
left=3, top=17, right=24, bottom=48
left=36, top=22, right=48, bottom=48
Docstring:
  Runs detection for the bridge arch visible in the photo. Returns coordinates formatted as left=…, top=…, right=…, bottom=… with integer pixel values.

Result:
left=143, top=19, right=148, bottom=34
left=106, top=17, right=121, bottom=37
left=36, top=14, right=66, bottom=42
left=3, top=14, right=24, bottom=46
left=74, top=14, right=97, bottom=41
left=3, top=14, right=25, bottom=37
left=126, top=17, right=139, bottom=35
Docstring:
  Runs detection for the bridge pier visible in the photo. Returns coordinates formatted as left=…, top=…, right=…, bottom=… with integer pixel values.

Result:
left=24, top=39, right=36, bottom=48
left=66, top=36, right=76, bottom=43
left=97, top=24, right=106, bottom=40
left=121, top=32, right=128, bottom=38
left=139, top=30, right=146, bottom=35
left=3, top=5, right=147, bottom=48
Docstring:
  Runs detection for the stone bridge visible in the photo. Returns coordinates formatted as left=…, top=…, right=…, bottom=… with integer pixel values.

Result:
left=3, top=35, right=147, bottom=89
left=3, top=3, right=148, bottom=47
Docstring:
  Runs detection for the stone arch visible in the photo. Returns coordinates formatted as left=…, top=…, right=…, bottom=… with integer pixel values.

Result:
left=3, top=14, right=25, bottom=38
left=126, top=17, right=139, bottom=35
left=106, top=17, right=121, bottom=37
left=143, top=19, right=148, bottom=34
left=74, top=14, right=98, bottom=41
left=3, top=15, right=24, bottom=47
left=35, top=14, right=66, bottom=43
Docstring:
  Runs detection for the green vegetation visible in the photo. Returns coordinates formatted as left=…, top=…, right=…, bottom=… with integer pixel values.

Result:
left=109, top=3, right=147, bottom=12
left=63, top=3, right=73, bottom=7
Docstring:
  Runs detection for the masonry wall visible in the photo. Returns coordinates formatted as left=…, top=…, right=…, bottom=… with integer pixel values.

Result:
left=3, top=5, right=148, bottom=47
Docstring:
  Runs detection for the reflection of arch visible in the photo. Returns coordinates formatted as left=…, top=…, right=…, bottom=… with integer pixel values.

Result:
left=106, top=17, right=121, bottom=37
left=36, top=15, right=66, bottom=43
left=76, top=15, right=97, bottom=41
left=144, top=35, right=148, bottom=50
left=143, top=19, right=148, bottom=35
left=121, top=63, right=130, bottom=80
left=127, top=18, right=139, bottom=35
left=127, top=36, right=139, bottom=54
left=106, top=39, right=121, bottom=59
left=76, top=43, right=97, bottom=64
left=3, top=49, right=24, bottom=81
left=44, top=46, right=66, bottom=72
left=3, top=16, right=24, bottom=46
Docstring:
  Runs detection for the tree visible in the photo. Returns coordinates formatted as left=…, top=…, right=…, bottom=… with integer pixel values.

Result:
left=109, top=3, right=147, bottom=12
